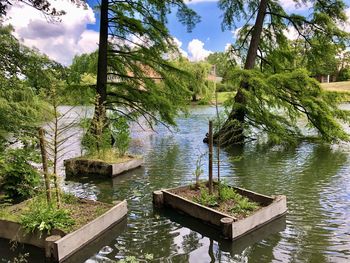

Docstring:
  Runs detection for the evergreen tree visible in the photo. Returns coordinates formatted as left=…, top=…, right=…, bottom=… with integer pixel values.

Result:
left=216, top=0, right=350, bottom=145
left=90, top=0, right=200, bottom=144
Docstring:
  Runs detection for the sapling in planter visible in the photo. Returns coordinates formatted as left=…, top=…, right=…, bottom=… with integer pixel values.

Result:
left=193, top=152, right=205, bottom=188
left=39, top=84, right=78, bottom=207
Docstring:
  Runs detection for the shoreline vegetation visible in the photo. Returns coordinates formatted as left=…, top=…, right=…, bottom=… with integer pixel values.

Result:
left=194, top=81, right=350, bottom=106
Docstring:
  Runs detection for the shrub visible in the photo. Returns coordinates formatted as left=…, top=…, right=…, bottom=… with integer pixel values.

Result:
left=337, top=68, right=350, bottom=81
left=0, top=148, right=40, bottom=202
left=111, top=116, right=130, bottom=157
left=194, top=186, right=218, bottom=207
left=218, top=182, right=239, bottom=201
left=81, top=115, right=131, bottom=159
left=215, top=82, right=237, bottom=92
left=20, top=197, right=75, bottom=234
left=230, top=197, right=259, bottom=215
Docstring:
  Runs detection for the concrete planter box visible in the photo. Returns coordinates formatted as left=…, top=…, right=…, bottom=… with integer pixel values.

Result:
left=64, top=156, right=143, bottom=177
left=0, top=200, right=127, bottom=262
left=153, top=185, right=287, bottom=240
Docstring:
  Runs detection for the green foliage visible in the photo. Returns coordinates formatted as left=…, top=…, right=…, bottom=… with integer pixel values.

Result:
left=206, top=52, right=234, bottom=77
left=193, top=152, right=205, bottom=186
left=0, top=25, right=54, bottom=148
left=194, top=186, right=218, bottom=207
left=171, top=58, right=213, bottom=102
left=218, top=181, right=239, bottom=202
left=0, top=148, right=40, bottom=202
left=81, top=114, right=131, bottom=159
left=111, top=116, right=131, bottom=157
left=81, top=125, right=112, bottom=156
left=62, top=193, right=78, bottom=205
left=217, top=0, right=350, bottom=145
left=218, top=181, right=258, bottom=215
left=224, top=68, right=350, bottom=143
left=63, top=52, right=97, bottom=105
left=337, top=68, right=350, bottom=81
left=230, top=197, right=258, bottom=215
left=20, top=197, right=75, bottom=234
left=215, top=82, right=237, bottom=92
left=86, top=0, right=200, bottom=131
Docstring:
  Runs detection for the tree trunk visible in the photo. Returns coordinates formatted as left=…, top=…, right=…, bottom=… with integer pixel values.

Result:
left=213, top=0, right=268, bottom=146
left=53, top=103, right=61, bottom=208
left=91, top=0, right=109, bottom=150
left=192, top=93, right=198, bottom=102
left=38, top=128, right=51, bottom=205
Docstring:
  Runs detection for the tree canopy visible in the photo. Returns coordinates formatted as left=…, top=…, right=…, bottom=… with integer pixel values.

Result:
left=0, top=25, right=50, bottom=148
left=215, top=0, right=350, bottom=146
left=0, top=0, right=84, bottom=17
left=90, top=0, right=200, bottom=136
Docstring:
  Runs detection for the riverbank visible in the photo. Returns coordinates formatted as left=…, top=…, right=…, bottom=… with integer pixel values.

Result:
left=321, top=80, right=350, bottom=93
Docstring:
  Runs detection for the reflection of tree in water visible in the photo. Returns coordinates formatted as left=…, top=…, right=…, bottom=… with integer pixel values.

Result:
left=182, top=231, right=201, bottom=254
left=226, top=142, right=348, bottom=262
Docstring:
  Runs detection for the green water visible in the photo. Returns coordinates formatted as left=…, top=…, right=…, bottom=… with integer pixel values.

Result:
left=2, top=105, right=350, bottom=262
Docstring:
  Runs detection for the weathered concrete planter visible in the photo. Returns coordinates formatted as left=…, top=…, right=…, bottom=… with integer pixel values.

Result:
left=64, top=156, right=143, bottom=177
left=0, top=200, right=127, bottom=262
left=153, top=185, right=287, bottom=240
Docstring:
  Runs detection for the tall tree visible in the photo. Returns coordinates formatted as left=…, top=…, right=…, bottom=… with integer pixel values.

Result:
left=215, top=0, right=350, bottom=145
left=90, top=0, right=200, bottom=144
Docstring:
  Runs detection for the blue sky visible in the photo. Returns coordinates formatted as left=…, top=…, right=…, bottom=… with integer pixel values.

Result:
left=167, top=1, right=234, bottom=52
left=86, top=0, right=234, bottom=55
left=5, top=0, right=350, bottom=64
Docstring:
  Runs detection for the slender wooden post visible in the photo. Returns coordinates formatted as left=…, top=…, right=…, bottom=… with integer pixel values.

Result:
left=213, top=64, right=220, bottom=182
left=38, top=128, right=51, bottom=204
left=208, top=121, right=213, bottom=194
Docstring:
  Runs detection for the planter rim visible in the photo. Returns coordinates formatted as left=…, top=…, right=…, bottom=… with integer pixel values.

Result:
left=162, top=189, right=238, bottom=221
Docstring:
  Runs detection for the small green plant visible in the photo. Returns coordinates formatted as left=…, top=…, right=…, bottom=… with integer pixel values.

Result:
left=20, top=197, right=75, bottom=234
left=194, top=186, right=218, bottom=207
left=0, top=148, right=40, bottom=202
left=230, top=196, right=259, bottom=215
left=111, top=116, right=131, bottom=157
left=193, top=152, right=205, bottom=187
left=62, top=193, right=78, bottom=205
left=218, top=181, right=239, bottom=202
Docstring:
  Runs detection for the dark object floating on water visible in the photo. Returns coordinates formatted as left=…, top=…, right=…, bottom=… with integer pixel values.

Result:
left=203, top=132, right=209, bottom=143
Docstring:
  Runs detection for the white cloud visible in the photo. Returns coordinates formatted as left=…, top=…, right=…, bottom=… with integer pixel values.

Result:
left=283, top=26, right=299, bottom=40
left=225, top=43, right=232, bottom=51
left=173, top=37, right=188, bottom=58
left=279, top=0, right=312, bottom=11
left=4, top=0, right=98, bottom=65
left=232, top=27, right=242, bottom=39
left=187, top=39, right=212, bottom=61
left=342, top=8, right=350, bottom=33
